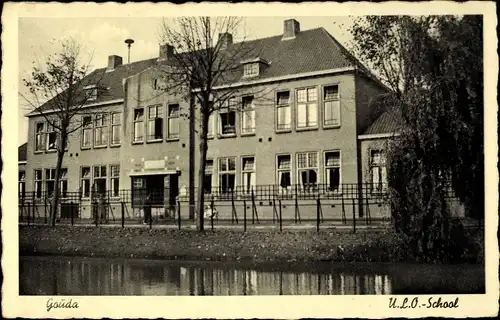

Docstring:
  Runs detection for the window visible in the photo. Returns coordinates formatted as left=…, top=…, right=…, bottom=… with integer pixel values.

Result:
left=85, top=87, right=98, bottom=101
left=94, top=114, right=108, bottom=146
left=241, top=96, right=255, bottom=134
left=133, top=108, right=144, bottom=142
left=241, top=157, right=256, bottom=194
left=60, top=168, right=68, bottom=198
left=325, top=151, right=341, bottom=192
left=19, top=171, right=26, bottom=198
left=153, top=77, right=167, bottom=90
left=34, top=169, right=42, bottom=198
left=110, top=165, right=120, bottom=197
left=220, top=98, right=236, bottom=136
left=296, top=88, right=318, bottom=128
left=203, top=159, right=213, bottom=194
left=207, top=113, right=215, bottom=138
left=371, top=150, right=387, bottom=193
left=167, top=104, right=180, bottom=139
left=277, top=155, right=292, bottom=192
left=45, top=168, right=56, bottom=198
left=324, top=85, right=340, bottom=127
left=111, top=113, right=121, bottom=145
left=93, top=165, right=107, bottom=195
left=276, top=91, right=291, bottom=131
left=243, top=63, right=259, bottom=77
left=35, top=123, right=45, bottom=151
left=147, top=105, right=164, bottom=140
left=297, top=152, right=318, bottom=191
left=46, top=122, right=58, bottom=151
left=81, top=116, right=92, bottom=148
left=219, top=157, right=236, bottom=194
left=81, top=167, right=91, bottom=198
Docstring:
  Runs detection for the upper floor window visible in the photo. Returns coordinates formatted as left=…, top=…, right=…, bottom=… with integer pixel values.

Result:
left=325, top=151, right=341, bottom=192
left=297, top=151, right=318, bottom=191
left=133, top=108, right=144, bottom=143
left=371, top=150, right=387, bottom=193
left=219, top=98, right=236, bottom=136
left=81, top=115, right=92, bottom=149
left=94, top=114, right=108, bottom=147
left=85, top=87, right=98, bottom=101
left=241, top=96, right=255, bottom=134
left=296, top=88, right=318, bottom=129
left=207, top=113, right=215, bottom=138
left=46, top=122, right=58, bottom=151
left=276, top=91, right=291, bottom=131
left=324, top=85, right=340, bottom=127
left=35, top=122, right=45, bottom=152
left=147, top=105, right=164, bottom=141
left=111, top=113, right=121, bottom=145
left=243, top=63, right=259, bottom=77
left=167, top=104, right=180, bottom=140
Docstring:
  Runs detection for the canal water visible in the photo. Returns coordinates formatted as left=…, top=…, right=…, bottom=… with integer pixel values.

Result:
left=20, top=256, right=484, bottom=296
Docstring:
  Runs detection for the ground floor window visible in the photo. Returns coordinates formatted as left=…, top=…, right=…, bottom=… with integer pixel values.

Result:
left=93, top=165, right=107, bottom=195
left=203, top=159, right=213, bottom=194
left=81, top=167, right=91, bottom=198
left=219, top=157, right=236, bottom=194
left=297, top=152, right=318, bottom=191
left=371, top=150, right=387, bottom=193
left=241, top=156, right=255, bottom=194
left=110, top=165, right=120, bottom=197
left=45, top=168, right=56, bottom=197
left=277, top=154, right=291, bottom=192
left=60, top=168, right=68, bottom=198
left=19, top=171, right=26, bottom=198
left=34, top=169, right=43, bottom=198
left=325, top=151, right=341, bottom=192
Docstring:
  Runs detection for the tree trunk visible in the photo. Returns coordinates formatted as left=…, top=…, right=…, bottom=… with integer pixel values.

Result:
left=196, top=109, right=210, bottom=231
left=50, top=131, right=67, bottom=227
left=188, top=93, right=196, bottom=220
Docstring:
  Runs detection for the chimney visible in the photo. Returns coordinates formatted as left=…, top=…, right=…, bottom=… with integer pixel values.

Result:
left=218, top=33, right=233, bottom=50
left=159, top=44, right=175, bottom=61
left=107, top=55, right=123, bottom=71
left=283, top=19, right=300, bottom=40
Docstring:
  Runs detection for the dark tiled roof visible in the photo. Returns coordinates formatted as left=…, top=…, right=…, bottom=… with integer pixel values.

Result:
left=18, top=143, right=27, bottom=162
left=30, top=26, right=371, bottom=115
left=363, top=111, right=403, bottom=135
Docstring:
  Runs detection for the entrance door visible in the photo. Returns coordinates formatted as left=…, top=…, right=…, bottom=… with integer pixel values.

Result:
left=146, top=175, right=165, bottom=206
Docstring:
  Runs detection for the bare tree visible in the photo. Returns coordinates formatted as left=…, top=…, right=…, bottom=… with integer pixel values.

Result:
left=158, top=17, right=273, bottom=231
left=21, top=38, right=103, bottom=227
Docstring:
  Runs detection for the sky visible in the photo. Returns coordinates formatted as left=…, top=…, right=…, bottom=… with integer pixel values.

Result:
left=18, top=16, right=357, bottom=145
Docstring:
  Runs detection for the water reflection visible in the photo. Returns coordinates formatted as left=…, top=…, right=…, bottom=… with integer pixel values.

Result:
left=19, top=256, right=483, bottom=296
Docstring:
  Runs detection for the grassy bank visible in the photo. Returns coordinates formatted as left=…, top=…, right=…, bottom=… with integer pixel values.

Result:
left=19, top=225, right=483, bottom=263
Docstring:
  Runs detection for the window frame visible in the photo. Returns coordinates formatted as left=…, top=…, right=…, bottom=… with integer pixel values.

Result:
left=45, top=168, right=56, bottom=198
left=147, top=104, right=164, bottom=142
left=80, top=166, right=91, bottom=198
left=322, top=84, right=341, bottom=128
left=110, top=164, right=120, bottom=198
left=276, top=90, right=292, bottom=132
left=167, top=103, right=180, bottom=141
left=45, top=121, right=58, bottom=152
left=81, top=115, right=93, bottom=149
left=370, top=149, right=387, bottom=194
left=241, top=156, right=256, bottom=194
left=218, top=157, right=236, bottom=195
left=243, top=62, right=259, bottom=77
left=203, top=159, right=214, bottom=194
left=34, top=169, right=43, bottom=199
left=19, top=170, right=26, bottom=198
left=296, top=151, right=319, bottom=192
left=93, top=113, right=108, bottom=148
left=218, top=98, right=237, bottom=137
left=133, top=107, right=145, bottom=144
left=324, top=150, right=342, bottom=193
left=59, top=168, right=68, bottom=198
left=34, top=122, right=45, bottom=153
left=240, top=96, right=256, bottom=135
left=92, top=165, right=107, bottom=196
left=295, top=87, right=319, bottom=130
left=276, top=153, right=293, bottom=194
left=207, top=113, right=216, bottom=139
left=110, top=112, right=122, bottom=146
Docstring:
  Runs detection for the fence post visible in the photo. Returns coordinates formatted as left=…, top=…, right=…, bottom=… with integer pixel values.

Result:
left=316, top=197, right=320, bottom=233
left=243, top=200, right=247, bottom=232
left=177, top=200, right=181, bottom=230
left=121, top=201, right=125, bottom=228
left=44, top=197, right=48, bottom=224
left=27, top=202, right=31, bottom=225
left=71, top=205, right=74, bottom=226
left=149, top=203, right=153, bottom=229
left=279, top=199, right=283, bottom=232
left=352, top=198, right=356, bottom=234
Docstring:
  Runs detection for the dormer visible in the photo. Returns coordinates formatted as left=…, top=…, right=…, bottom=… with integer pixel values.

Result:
left=241, top=57, right=269, bottom=78
left=83, top=84, right=106, bottom=102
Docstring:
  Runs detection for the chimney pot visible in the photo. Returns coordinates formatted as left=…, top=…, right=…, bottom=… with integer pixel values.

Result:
left=218, top=33, right=233, bottom=50
left=283, top=19, right=300, bottom=40
left=107, top=55, right=123, bottom=71
left=159, top=44, right=175, bottom=61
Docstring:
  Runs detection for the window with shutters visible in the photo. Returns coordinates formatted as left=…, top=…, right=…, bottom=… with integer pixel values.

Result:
left=324, top=151, right=341, bottom=192
left=81, top=116, right=92, bottom=149
left=296, top=87, right=318, bottom=129
left=133, top=108, right=144, bottom=143
left=81, top=167, right=91, bottom=198
left=276, top=154, right=292, bottom=193
left=147, top=105, right=164, bottom=141
left=241, top=156, right=255, bottom=194
left=323, top=85, right=341, bottom=127
left=167, top=104, right=180, bottom=140
left=35, top=122, right=45, bottom=152
left=94, top=114, right=108, bottom=147
left=203, top=159, right=213, bottom=194
left=219, top=157, right=236, bottom=194
left=371, top=150, right=387, bottom=194
left=297, top=152, right=318, bottom=191
left=276, top=91, right=291, bottom=131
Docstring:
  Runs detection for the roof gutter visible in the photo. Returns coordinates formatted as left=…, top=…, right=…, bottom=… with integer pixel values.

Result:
left=25, top=99, right=124, bottom=118
left=358, top=132, right=400, bottom=140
